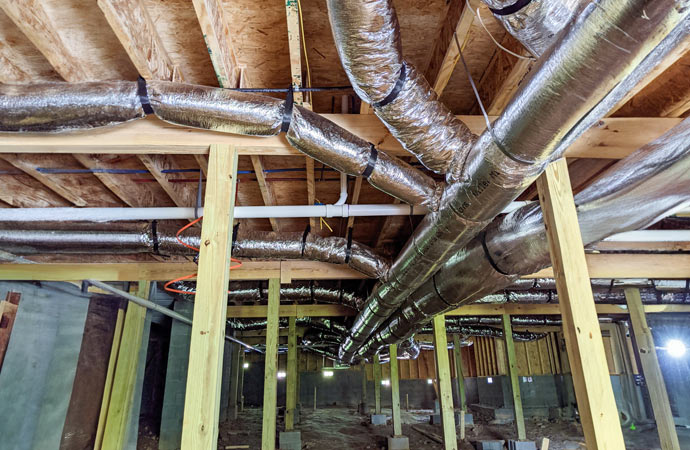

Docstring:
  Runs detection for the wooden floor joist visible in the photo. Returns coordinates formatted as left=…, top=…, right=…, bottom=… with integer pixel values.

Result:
left=389, top=343, right=403, bottom=437
left=432, top=314, right=458, bottom=450
left=502, top=313, right=526, bottom=440
left=537, top=158, right=625, bottom=450
left=261, top=279, right=280, bottom=450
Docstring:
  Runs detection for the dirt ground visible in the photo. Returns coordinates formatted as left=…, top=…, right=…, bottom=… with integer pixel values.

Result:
left=139, top=406, right=690, bottom=449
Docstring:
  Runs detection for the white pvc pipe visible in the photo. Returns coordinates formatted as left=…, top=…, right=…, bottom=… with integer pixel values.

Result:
left=334, top=172, right=348, bottom=206
left=604, top=230, right=690, bottom=242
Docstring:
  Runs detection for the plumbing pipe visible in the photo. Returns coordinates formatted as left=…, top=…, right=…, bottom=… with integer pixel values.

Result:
left=603, top=230, right=690, bottom=242
left=334, top=172, right=348, bottom=206
left=87, top=279, right=262, bottom=353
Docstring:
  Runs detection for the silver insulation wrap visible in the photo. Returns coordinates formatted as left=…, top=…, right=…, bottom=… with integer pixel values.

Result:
left=326, top=0, right=476, bottom=175
left=0, top=81, right=440, bottom=208
left=482, top=0, right=586, bottom=57
left=0, top=223, right=389, bottom=279
left=340, top=0, right=690, bottom=362
left=361, top=116, right=690, bottom=357
left=224, top=285, right=365, bottom=312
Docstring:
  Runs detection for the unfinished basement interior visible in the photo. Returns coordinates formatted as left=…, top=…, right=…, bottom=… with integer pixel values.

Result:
left=1, top=0, right=690, bottom=449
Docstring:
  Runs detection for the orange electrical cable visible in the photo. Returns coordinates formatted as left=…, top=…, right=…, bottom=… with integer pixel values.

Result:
left=164, top=216, right=243, bottom=295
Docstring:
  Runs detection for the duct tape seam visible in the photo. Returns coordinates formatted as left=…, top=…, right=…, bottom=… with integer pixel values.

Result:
left=151, top=220, right=160, bottom=254
left=480, top=230, right=511, bottom=276
left=489, top=0, right=534, bottom=16
left=345, top=228, right=354, bottom=263
left=373, top=62, right=407, bottom=108
left=361, top=145, right=378, bottom=178
left=301, top=224, right=311, bottom=257
left=281, top=85, right=295, bottom=133
left=137, top=76, right=154, bottom=115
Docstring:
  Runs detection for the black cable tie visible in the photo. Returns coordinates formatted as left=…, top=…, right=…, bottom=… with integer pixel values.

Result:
left=281, top=85, right=295, bottom=133
left=301, top=224, right=311, bottom=257
left=361, top=144, right=378, bottom=179
left=151, top=220, right=160, bottom=255
left=373, top=62, right=407, bottom=108
left=432, top=274, right=453, bottom=307
left=489, top=0, right=533, bottom=16
left=345, top=228, right=354, bottom=264
left=480, top=230, right=510, bottom=276
left=137, top=76, right=154, bottom=115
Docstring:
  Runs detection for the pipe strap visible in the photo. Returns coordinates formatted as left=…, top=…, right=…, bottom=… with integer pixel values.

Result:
left=489, top=0, right=533, bottom=16
left=373, top=63, right=407, bottom=108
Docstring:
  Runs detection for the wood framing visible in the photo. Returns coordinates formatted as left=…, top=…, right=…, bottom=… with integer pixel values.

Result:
left=250, top=155, right=280, bottom=231
left=452, top=334, right=466, bottom=411
left=537, top=158, right=625, bottom=449
left=0, top=116, right=678, bottom=161
left=261, top=278, right=281, bottom=450
left=102, top=281, right=149, bottom=450
left=373, top=353, right=382, bottom=415
left=95, top=308, right=125, bottom=450
left=432, top=314, right=458, bottom=450
left=191, top=0, right=240, bottom=88
left=228, top=342, right=241, bottom=421
left=285, top=316, right=298, bottom=431
left=389, top=343, right=403, bottom=436
left=625, top=288, right=680, bottom=450
left=180, top=145, right=239, bottom=449
left=502, top=313, right=526, bottom=440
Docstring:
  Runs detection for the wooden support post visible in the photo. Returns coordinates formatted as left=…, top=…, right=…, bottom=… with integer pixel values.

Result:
left=239, top=350, right=245, bottom=412
left=373, top=353, right=382, bottom=415
left=625, top=288, right=680, bottom=450
left=261, top=279, right=280, bottom=450
left=95, top=308, right=125, bottom=450
left=313, top=386, right=317, bottom=411
left=432, top=314, right=458, bottom=450
left=537, top=158, right=625, bottom=450
left=285, top=316, right=298, bottom=431
left=502, top=314, right=526, bottom=440
left=102, top=281, right=149, bottom=450
left=361, top=360, right=368, bottom=408
left=180, top=145, right=239, bottom=449
left=390, top=344, right=403, bottom=436
left=229, top=342, right=241, bottom=420
left=452, top=334, right=466, bottom=411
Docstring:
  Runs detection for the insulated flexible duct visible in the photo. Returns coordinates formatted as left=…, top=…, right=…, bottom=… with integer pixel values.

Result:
left=0, top=223, right=389, bottom=279
left=327, top=0, right=476, bottom=175
left=482, top=0, right=587, bottom=57
left=361, top=116, right=690, bottom=356
left=0, top=81, right=441, bottom=209
left=338, top=0, right=690, bottom=362
left=227, top=316, right=348, bottom=336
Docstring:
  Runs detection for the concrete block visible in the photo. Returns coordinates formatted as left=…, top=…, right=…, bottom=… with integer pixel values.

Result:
left=508, top=440, right=537, bottom=450
left=476, top=440, right=505, bottom=450
left=371, top=414, right=387, bottom=425
left=429, top=411, right=463, bottom=425
left=387, top=435, right=410, bottom=450
left=279, top=431, right=302, bottom=450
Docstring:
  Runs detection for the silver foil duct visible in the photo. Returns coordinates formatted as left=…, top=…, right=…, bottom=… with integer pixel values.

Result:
left=326, top=0, right=476, bottom=175
left=360, top=116, right=690, bottom=357
left=226, top=317, right=348, bottom=336
left=377, top=337, right=421, bottom=361
left=417, top=322, right=546, bottom=342
left=0, top=81, right=440, bottom=209
left=340, top=0, right=690, bottom=362
left=0, top=223, right=389, bottom=279
left=482, top=0, right=587, bottom=57
left=225, top=285, right=365, bottom=312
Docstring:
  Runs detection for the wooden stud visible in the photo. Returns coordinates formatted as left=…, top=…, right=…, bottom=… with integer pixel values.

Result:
left=502, top=313, right=526, bottom=440
left=228, top=342, right=241, bottom=420
left=102, top=281, right=149, bottom=450
left=374, top=353, right=382, bottom=415
left=346, top=176, right=363, bottom=230
left=94, top=307, right=125, bottom=450
left=389, top=344, right=403, bottom=436
left=191, top=0, right=240, bottom=88
left=625, top=288, right=680, bottom=450
left=239, top=350, right=246, bottom=412
left=261, top=278, right=281, bottom=450
left=537, top=158, right=625, bottom=450
left=285, top=316, right=298, bottom=431
left=360, top=361, right=368, bottom=408
left=250, top=155, right=280, bottom=231
left=180, top=145, right=239, bottom=449
left=452, top=334, right=466, bottom=411
left=432, top=314, right=458, bottom=450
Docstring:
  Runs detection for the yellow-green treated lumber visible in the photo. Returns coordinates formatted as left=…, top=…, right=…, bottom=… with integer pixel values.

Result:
left=390, top=344, right=402, bottom=436
left=261, top=279, right=281, bottom=450
left=373, top=353, right=382, bottom=415
left=502, top=313, right=526, bottom=440
left=285, top=316, right=298, bottom=431
left=452, top=334, right=466, bottom=411
left=432, top=314, right=458, bottom=450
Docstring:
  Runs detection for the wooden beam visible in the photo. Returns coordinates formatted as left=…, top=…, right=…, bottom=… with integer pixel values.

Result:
left=95, top=308, right=125, bottom=450
left=285, top=316, right=298, bottom=431
left=97, top=0, right=182, bottom=82
left=525, top=253, right=690, bottom=279
left=346, top=176, right=363, bottom=230
left=0, top=116, right=679, bottom=160
left=426, top=0, right=482, bottom=95
left=250, top=155, right=280, bottom=231
left=180, top=145, right=238, bottom=449
left=448, top=303, right=690, bottom=316
left=102, top=281, right=149, bottom=450
left=537, top=158, right=625, bottom=450
left=191, top=0, right=240, bottom=88
left=452, top=334, right=466, bottom=411
left=625, top=288, right=680, bottom=450
left=228, top=342, right=241, bottom=420
left=432, top=314, right=457, bottom=450
left=0, top=0, right=92, bottom=81
left=261, top=279, right=280, bottom=450
left=502, top=313, right=526, bottom=440
left=285, top=0, right=304, bottom=104
left=389, top=344, right=403, bottom=436
left=373, top=353, right=382, bottom=415
left=139, top=154, right=199, bottom=208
